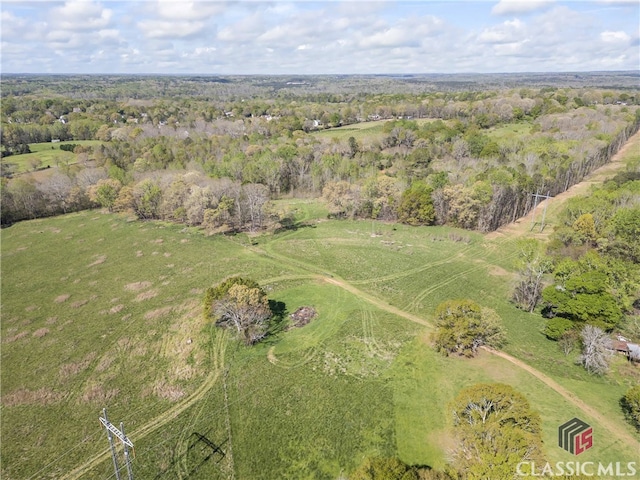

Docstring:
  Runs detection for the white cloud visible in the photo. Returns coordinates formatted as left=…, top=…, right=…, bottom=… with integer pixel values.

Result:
left=217, top=13, right=265, bottom=43
left=138, top=19, right=206, bottom=39
left=492, top=0, right=555, bottom=15
left=51, top=0, right=113, bottom=31
left=595, top=0, right=638, bottom=4
left=97, top=29, right=121, bottom=41
left=493, top=40, right=529, bottom=55
left=155, top=0, right=225, bottom=21
left=136, top=0, right=224, bottom=40
left=477, top=18, right=525, bottom=44
left=256, top=25, right=288, bottom=44
left=358, top=15, right=444, bottom=49
left=0, top=1, right=638, bottom=74
left=360, top=27, right=417, bottom=48
left=600, top=30, right=631, bottom=42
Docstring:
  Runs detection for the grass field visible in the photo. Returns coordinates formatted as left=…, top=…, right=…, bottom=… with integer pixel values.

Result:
left=312, top=118, right=437, bottom=142
left=486, top=122, right=533, bottom=141
left=1, top=140, right=102, bottom=175
left=2, top=206, right=639, bottom=479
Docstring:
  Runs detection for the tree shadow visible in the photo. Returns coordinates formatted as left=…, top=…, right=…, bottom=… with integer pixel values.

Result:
left=273, top=217, right=316, bottom=234
left=265, top=299, right=289, bottom=343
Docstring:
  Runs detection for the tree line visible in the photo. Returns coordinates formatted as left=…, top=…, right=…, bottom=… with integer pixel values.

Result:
left=2, top=81, right=639, bottom=233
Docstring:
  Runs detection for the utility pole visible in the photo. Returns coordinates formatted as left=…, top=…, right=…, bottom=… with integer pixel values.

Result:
left=100, top=408, right=134, bottom=480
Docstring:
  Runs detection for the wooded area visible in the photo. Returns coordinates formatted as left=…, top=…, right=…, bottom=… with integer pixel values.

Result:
left=2, top=73, right=639, bottom=232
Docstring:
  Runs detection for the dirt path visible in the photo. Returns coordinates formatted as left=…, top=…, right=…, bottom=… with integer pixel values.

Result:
left=258, top=222, right=640, bottom=449
left=61, top=331, right=228, bottom=480
left=321, top=272, right=639, bottom=449
left=482, top=346, right=640, bottom=450
left=322, top=276, right=431, bottom=328
left=323, top=272, right=640, bottom=449
left=487, top=129, right=640, bottom=241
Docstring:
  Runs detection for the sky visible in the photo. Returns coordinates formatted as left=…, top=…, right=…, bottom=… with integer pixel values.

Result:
left=1, top=0, right=639, bottom=74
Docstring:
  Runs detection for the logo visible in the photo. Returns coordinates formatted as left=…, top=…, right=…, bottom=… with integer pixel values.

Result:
left=559, top=417, right=593, bottom=455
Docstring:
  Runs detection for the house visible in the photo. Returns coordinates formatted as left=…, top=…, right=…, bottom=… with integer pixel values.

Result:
left=628, top=343, right=640, bottom=363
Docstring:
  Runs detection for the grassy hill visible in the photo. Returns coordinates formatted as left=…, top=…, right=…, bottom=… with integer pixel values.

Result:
left=1, top=140, right=102, bottom=176
left=1, top=207, right=638, bottom=479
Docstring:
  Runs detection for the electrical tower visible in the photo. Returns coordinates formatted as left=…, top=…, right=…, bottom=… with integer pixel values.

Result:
left=529, top=191, right=552, bottom=232
left=100, top=408, right=134, bottom=480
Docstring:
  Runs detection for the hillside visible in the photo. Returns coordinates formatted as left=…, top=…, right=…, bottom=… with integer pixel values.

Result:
left=2, top=74, right=640, bottom=479
left=2, top=207, right=638, bottom=479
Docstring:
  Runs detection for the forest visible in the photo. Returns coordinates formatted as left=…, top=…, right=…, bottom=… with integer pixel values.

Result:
left=2, top=73, right=639, bottom=234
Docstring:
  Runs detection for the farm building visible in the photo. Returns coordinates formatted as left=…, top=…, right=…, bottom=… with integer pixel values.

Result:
left=612, top=337, right=640, bottom=363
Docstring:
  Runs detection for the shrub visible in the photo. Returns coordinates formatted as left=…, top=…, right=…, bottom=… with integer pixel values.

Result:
left=544, top=317, right=575, bottom=340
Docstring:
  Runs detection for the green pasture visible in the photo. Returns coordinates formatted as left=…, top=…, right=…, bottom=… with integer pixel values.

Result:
left=487, top=122, right=533, bottom=141
left=312, top=118, right=437, bottom=142
left=313, top=122, right=388, bottom=142
left=1, top=140, right=102, bottom=174
left=1, top=207, right=638, bottom=479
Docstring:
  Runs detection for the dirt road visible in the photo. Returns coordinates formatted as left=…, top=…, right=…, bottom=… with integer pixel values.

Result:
left=482, top=346, right=640, bottom=450
left=324, top=272, right=640, bottom=450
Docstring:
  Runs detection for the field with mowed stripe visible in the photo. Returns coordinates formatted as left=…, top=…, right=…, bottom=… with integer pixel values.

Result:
left=1, top=206, right=638, bottom=479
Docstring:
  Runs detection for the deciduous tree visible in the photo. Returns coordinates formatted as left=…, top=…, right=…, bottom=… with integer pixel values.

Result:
left=512, top=239, right=552, bottom=312
left=621, top=385, right=640, bottom=432
left=450, top=383, right=543, bottom=480
left=397, top=181, right=435, bottom=226
left=433, top=300, right=505, bottom=357
left=322, top=181, right=361, bottom=219
left=204, top=277, right=272, bottom=345
left=351, top=457, right=418, bottom=480
left=88, top=178, right=121, bottom=212
left=542, top=271, right=622, bottom=331
left=132, top=178, right=162, bottom=219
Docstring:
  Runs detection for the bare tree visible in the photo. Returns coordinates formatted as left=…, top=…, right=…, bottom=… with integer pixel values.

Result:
left=558, top=330, right=579, bottom=356
left=512, top=240, right=552, bottom=312
left=76, top=167, right=108, bottom=188
left=7, top=178, right=45, bottom=219
left=579, top=325, right=613, bottom=375
left=242, top=183, right=269, bottom=232
left=38, top=173, right=73, bottom=213
left=213, top=284, right=271, bottom=345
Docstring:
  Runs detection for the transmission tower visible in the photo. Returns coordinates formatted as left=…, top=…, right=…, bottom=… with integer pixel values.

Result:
left=100, top=408, right=134, bottom=480
left=529, top=190, right=552, bottom=232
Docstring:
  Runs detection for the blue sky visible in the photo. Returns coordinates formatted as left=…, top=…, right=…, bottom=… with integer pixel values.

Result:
left=1, top=0, right=638, bottom=74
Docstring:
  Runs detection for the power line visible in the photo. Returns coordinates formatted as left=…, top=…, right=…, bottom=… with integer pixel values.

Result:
left=25, top=429, right=105, bottom=480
